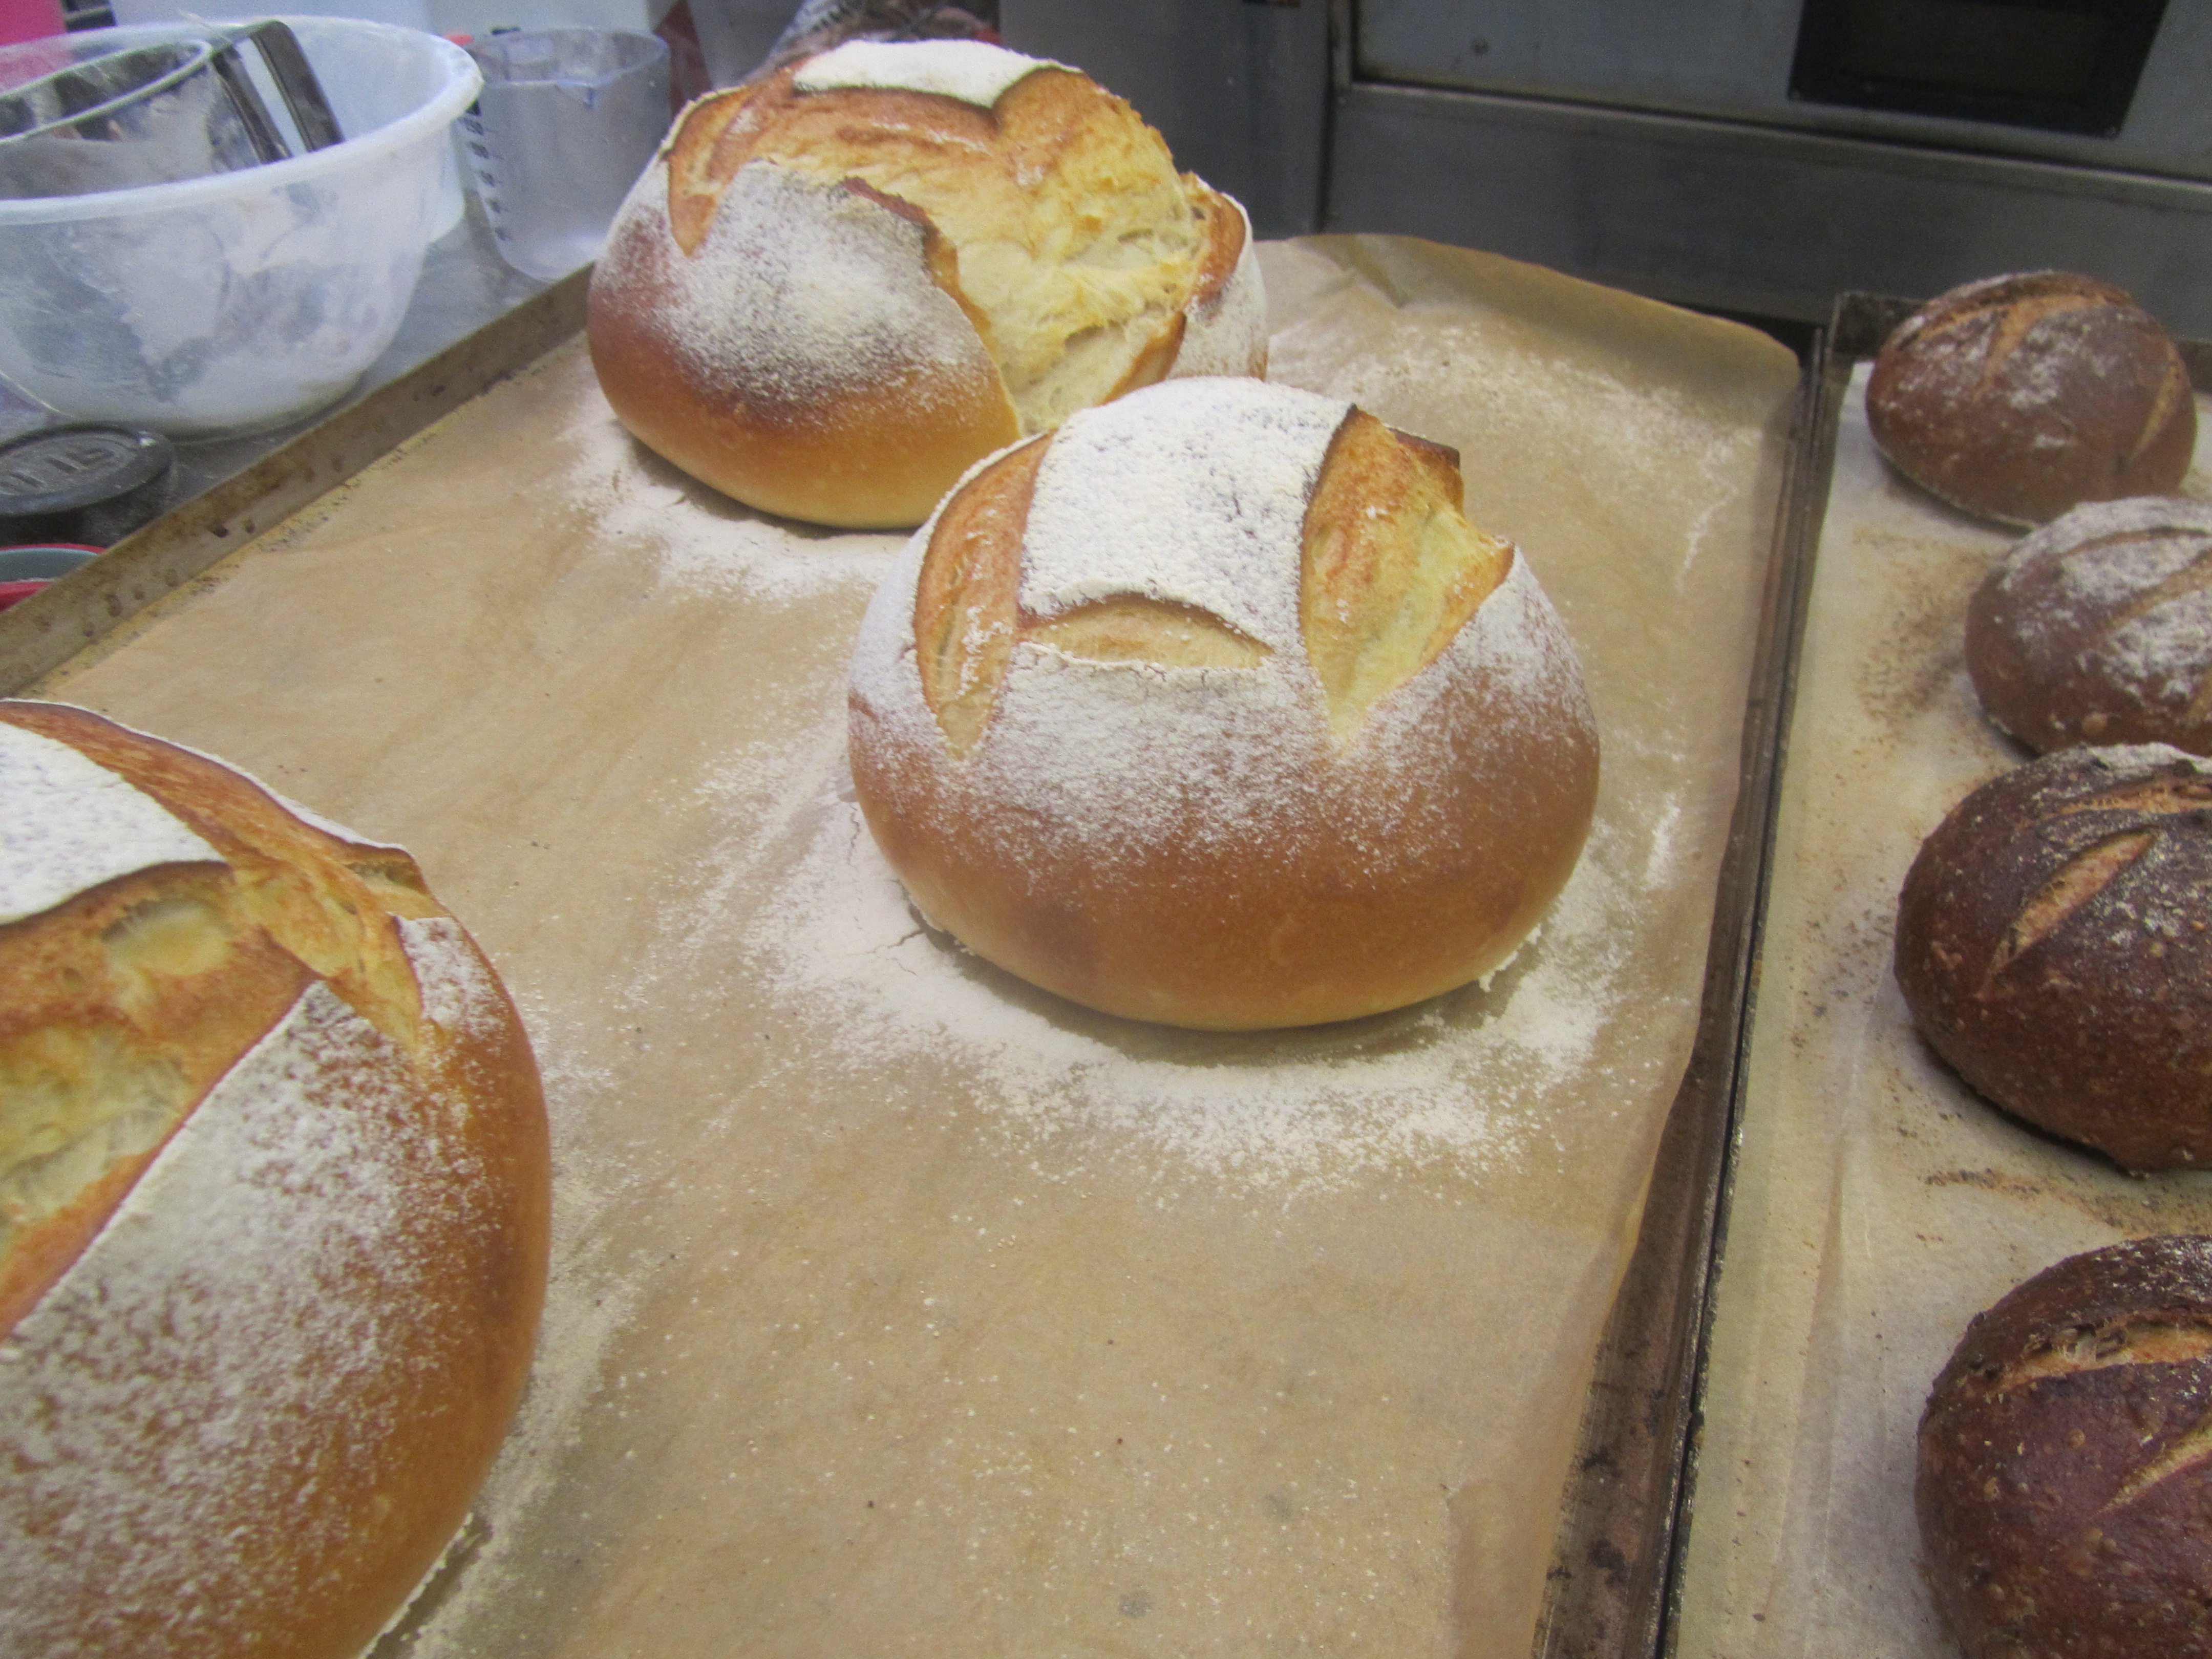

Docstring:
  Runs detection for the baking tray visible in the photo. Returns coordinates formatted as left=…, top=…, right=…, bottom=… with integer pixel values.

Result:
left=0, top=244, right=1812, bottom=1658
left=1665, top=294, right=2212, bottom=1657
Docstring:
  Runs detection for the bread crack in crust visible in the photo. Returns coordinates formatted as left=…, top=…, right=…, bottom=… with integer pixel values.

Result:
left=1027, top=596, right=1271, bottom=670
left=1981, top=827, right=2158, bottom=987
left=697, top=65, right=1205, bottom=434
left=914, top=436, right=1043, bottom=757
left=1302, top=411, right=1512, bottom=740
left=0, top=872, right=311, bottom=1335
left=589, top=39, right=1266, bottom=529
left=1895, top=745, right=2212, bottom=1170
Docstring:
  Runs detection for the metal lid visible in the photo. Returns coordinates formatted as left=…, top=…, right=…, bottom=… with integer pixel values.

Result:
left=0, top=423, right=174, bottom=519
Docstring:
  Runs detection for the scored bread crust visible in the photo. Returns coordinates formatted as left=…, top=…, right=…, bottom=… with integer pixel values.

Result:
left=846, top=377, right=1599, bottom=1031
left=1966, top=496, right=2212, bottom=757
left=1919, top=1236, right=2212, bottom=1657
left=1892, top=744, right=2212, bottom=1171
left=1866, top=271, right=2197, bottom=527
left=586, top=46, right=1267, bottom=531
left=0, top=700, right=549, bottom=1659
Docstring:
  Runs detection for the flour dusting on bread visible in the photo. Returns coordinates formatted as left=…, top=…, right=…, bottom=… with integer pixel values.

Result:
left=0, top=725, right=217, bottom=924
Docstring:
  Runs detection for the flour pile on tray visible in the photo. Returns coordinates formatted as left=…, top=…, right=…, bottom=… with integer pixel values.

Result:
left=561, top=400, right=904, bottom=601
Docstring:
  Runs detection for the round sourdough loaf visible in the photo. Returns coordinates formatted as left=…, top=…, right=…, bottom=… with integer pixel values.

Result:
left=1967, top=496, right=2212, bottom=756
left=586, top=38, right=1267, bottom=531
left=1865, top=272, right=2196, bottom=527
left=846, top=376, right=1600, bottom=1031
left=1919, top=1236, right=2212, bottom=1658
left=1893, top=745, right=2212, bottom=1171
left=0, top=700, right=549, bottom=1659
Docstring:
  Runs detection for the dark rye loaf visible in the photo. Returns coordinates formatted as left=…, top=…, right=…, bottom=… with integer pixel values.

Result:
left=1894, top=745, right=2212, bottom=1172
left=1867, top=272, right=2196, bottom=527
left=1920, top=1236, right=2212, bottom=1657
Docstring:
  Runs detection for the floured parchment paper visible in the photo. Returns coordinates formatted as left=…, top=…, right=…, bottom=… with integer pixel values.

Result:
left=1674, top=366, right=2212, bottom=1657
left=33, top=236, right=1795, bottom=1659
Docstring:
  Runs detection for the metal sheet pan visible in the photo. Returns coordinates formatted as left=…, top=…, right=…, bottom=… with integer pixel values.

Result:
left=1668, top=293, right=2212, bottom=1658
left=4, top=242, right=1810, bottom=1659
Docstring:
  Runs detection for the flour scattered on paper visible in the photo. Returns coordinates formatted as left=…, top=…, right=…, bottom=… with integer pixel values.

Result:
left=558, top=398, right=906, bottom=602
left=376, top=999, right=641, bottom=1653
left=630, top=706, right=1644, bottom=1192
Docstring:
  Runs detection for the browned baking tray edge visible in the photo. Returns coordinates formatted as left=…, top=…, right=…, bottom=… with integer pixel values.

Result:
left=0, top=267, right=592, bottom=698
left=1535, top=326, right=1836, bottom=1659
left=1538, top=293, right=2212, bottom=1659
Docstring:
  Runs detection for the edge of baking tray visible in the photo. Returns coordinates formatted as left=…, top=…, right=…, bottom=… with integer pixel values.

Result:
left=0, top=269, right=592, bottom=698
left=1532, top=321, right=1840, bottom=1659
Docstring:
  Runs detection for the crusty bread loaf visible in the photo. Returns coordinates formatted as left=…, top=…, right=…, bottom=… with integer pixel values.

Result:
left=587, top=38, right=1266, bottom=532
left=846, top=376, right=1599, bottom=1031
left=1919, top=1235, right=2212, bottom=1658
left=1866, top=272, right=2197, bottom=527
left=1892, top=744, right=2212, bottom=1171
left=0, top=700, right=549, bottom=1659
left=1967, top=496, right=2212, bottom=756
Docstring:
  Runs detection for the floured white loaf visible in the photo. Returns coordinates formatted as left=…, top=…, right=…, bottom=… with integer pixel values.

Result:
left=846, top=376, right=1601, bottom=1030
left=0, top=700, right=549, bottom=1659
left=587, top=38, right=1267, bottom=531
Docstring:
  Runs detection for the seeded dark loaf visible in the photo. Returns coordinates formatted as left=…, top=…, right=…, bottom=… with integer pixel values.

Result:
left=1966, top=496, right=2212, bottom=757
left=1866, top=272, right=2196, bottom=527
left=1892, top=744, right=2212, bottom=1171
left=1919, top=1235, right=2212, bottom=1658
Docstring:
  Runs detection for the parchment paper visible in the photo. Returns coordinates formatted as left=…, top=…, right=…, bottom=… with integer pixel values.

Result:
left=32, top=236, right=1796, bottom=1659
left=1674, top=366, right=2212, bottom=1656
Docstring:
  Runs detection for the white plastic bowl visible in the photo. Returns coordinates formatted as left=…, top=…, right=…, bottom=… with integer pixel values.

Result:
left=0, top=18, right=480, bottom=436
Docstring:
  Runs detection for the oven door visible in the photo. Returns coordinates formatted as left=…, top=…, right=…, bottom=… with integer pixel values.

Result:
left=1004, top=0, right=2212, bottom=333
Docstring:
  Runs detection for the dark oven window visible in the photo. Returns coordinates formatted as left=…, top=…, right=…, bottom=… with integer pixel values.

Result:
left=1790, top=0, right=2169, bottom=136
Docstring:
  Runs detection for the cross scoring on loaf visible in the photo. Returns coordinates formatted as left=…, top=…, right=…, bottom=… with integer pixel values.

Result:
left=912, top=397, right=1512, bottom=757
left=1979, top=1317, right=2212, bottom=1515
left=1972, top=768, right=2212, bottom=997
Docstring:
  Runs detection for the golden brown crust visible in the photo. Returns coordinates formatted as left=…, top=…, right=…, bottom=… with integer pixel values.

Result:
left=586, top=48, right=1265, bottom=529
left=1920, top=1236, right=2212, bottom=1657
left=849, top=381, right=1598, bottom=1030
left=0, top=699, right=549, bottom=1659
left=1303, top=409, right=1510, bottom=736
left=912, top=436, right=1046, bottom=755
left=1186, top=177, right=1247, bottom=315
left=585, top=179, right=1023, bottom=529
left=1893, top=745, right=2212, bottom=1171
left=1867, top=272, right=2197, bottom=527
left=853, top=641, right=1596, bottom=1030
